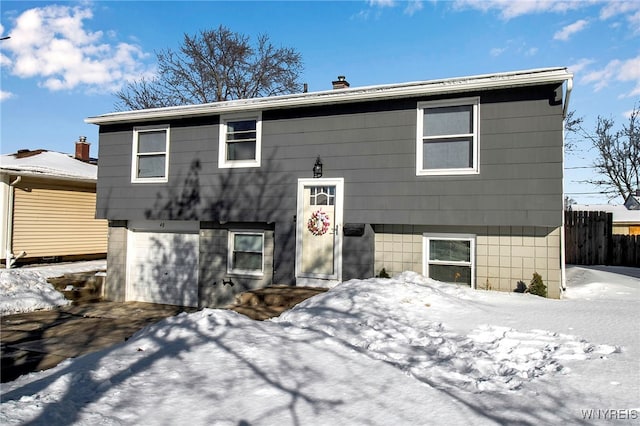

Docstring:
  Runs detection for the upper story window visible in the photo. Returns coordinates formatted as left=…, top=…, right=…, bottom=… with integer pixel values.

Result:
left=219, top=113, right=262, bottom=168
left=416, top=97, right=479, bottom=176
left=132, top=125, right=169, bottom=183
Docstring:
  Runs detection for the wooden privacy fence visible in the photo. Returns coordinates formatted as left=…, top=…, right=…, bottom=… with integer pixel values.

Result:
left=611, top=234, right=640, bottom=266
left=565, top=210, right=640, bottom=266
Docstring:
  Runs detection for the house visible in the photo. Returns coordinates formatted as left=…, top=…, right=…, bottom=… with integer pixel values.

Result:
left=624, top=190, right=640, bottom=211
left=572, top=202, right=640, bottom=235
left=0, top=139, right=108, bottom=267
left=86, top=67, right=573, bottom=306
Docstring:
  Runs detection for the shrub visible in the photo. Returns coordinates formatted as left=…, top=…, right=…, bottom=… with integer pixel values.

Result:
left=528, top=272, right=547, bottom=298
left=377, top=268, right=391, bottom=279
left=514, top=280, right=527, bottom=293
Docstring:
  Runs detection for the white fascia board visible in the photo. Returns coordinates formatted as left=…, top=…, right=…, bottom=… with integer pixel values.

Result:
left=86, top=67, right=572, bottom=125
left=0, top=168, right=96, bottom=184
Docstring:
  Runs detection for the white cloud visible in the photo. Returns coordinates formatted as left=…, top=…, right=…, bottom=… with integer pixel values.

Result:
left=582, top=59, right=621, bottom=91
left=2, top=5, right=151, bottom=93
left=404, top=1, right=424, bottom=16
left=360, top=0, right=424, bottom=17
left=581, top=55, right=640, bottom=97
left=618, top=56, right=640, bottom=96
left=369, top=0, right=395, bottom=7
left=0, top=90, right=15, bottom=102
left=599, top=1, right=640, bottom=20
left=568, top=58, right=595, bottom=74
left=554, top=19, right=589, bottom=41
left=453, top=0, right=587, bottom=20
left=447, top=0, right=640, bottom=38
left=489, top=40, right=537, bottom=58
left=0, top=52, right=10, bottom=67
left=630, top=11, right=640, bottom=34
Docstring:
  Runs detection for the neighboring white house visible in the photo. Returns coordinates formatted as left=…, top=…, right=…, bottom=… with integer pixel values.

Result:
left=0, top=140, right=108, bottom=267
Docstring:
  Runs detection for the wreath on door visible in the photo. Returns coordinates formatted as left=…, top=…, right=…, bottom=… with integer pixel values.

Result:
left=307, top=210, right=331, bottom=236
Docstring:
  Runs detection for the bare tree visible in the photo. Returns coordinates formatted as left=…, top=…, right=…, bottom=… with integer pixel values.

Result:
left=115, top=26, right=303, bottom=110
left=580, top=104, right=640, bottom=200
left=563, top=110, right=584, bottom=153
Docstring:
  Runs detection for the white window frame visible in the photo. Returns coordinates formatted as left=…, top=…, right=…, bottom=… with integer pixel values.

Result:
left=227, top=230, right=265, bottom=277
left=423, top=233, right=476, bottom=288
left=416, top=97, right=480, bottom=176
left=218, top=113, right=262, bottom=168
left=131, top=125, right=170, bottom=183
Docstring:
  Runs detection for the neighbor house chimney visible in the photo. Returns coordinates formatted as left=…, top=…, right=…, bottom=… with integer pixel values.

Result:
left=75, top=136, right=90, bottom=162
left=332, top=75, right=350, bottom=90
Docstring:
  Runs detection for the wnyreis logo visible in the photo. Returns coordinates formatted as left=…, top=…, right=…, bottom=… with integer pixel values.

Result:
left=581, top=409, right=638, bottom=421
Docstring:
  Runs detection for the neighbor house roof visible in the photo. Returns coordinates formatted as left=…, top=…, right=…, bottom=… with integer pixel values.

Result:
left=572, top=204, right=640, bottom=224
left=86, top=67, right=573, bottom=125
left=0, top=150, right=97, bottom=182
left=624, top=193, right=640, bottom=210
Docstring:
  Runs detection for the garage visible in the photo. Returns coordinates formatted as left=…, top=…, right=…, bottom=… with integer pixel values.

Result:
left=127, top=221, right=199, bottom=307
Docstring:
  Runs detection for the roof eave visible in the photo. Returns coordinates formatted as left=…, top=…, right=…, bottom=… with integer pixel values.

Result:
left=0, top=169, right=97, bottom=183
left=86, top=67, right=573, bottom=125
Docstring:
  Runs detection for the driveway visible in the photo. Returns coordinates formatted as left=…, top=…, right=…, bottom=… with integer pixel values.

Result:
left=1, top=302, right=195, bottom=383
left=1, top=285, right=328, bottom=383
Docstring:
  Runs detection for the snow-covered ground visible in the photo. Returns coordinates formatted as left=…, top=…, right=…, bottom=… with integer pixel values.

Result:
left=0, top=260, right=106, bottom=315
left=1, top=265, right=638, bottom=425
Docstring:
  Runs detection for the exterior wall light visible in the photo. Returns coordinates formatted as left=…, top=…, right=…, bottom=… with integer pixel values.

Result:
left=313, top=156, right=323, bottom=178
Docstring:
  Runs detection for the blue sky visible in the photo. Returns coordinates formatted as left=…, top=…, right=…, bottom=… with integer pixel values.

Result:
left=1, top=0, right=639, bottom=204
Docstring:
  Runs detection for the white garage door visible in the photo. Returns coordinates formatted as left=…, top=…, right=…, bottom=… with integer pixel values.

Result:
left=127, top=228, right=199, bottom=307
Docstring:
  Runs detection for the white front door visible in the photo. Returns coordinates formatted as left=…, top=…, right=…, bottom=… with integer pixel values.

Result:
left=295, top=178, right=344, bottom=286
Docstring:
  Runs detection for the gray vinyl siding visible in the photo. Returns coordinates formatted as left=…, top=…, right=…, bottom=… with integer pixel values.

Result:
left=97, top=85, right=564, bottom=285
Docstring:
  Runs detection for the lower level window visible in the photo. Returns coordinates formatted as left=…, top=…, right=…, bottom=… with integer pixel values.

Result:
left=228, top=231, right=264, bottom=275
left=423, top=233, right=475, bottom=287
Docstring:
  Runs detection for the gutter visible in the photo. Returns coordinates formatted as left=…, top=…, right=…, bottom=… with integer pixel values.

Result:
left=0, top=168, right=96, bottom=184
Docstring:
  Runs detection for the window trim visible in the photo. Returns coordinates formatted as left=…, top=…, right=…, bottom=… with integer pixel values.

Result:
left=227, top=230, right=265, bottom=277
left=218, top=112, right=262, bottom=168
left=423, top=233, right=476, bottom=288
left=131, top=125, right=170, bottom=183
left=416, top=97, right=480, bottom=176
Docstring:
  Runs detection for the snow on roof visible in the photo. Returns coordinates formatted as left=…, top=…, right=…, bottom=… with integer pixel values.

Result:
left=86, top=67, right=572, bottom=125
left=572, top=204, right=640, bottom=224
left=0, top=150, right=97, bottom=181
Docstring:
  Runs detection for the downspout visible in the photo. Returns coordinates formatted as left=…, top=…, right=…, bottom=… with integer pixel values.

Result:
left=560, top=77, right=573, bottom=295
left=5, top=176, right=22, bottom=269
left=562, top=77, right=573, bottom=120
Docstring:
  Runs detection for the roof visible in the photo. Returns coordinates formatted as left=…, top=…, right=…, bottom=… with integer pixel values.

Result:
left=624, top=193, right=640, bottom=210
left=572, top=204, right=640, bottom=224
left=0, top=150, right=97, bottom=182
left=86, top=67, right=573, bottom=125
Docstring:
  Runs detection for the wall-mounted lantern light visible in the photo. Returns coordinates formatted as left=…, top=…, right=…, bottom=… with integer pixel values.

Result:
left=313, top=156, right=323, bottom=178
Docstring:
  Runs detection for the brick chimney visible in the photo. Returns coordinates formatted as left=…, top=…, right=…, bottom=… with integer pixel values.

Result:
left=75, top=136, right=90, bottom=162
left=332, top=75, right=350, bottom=90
